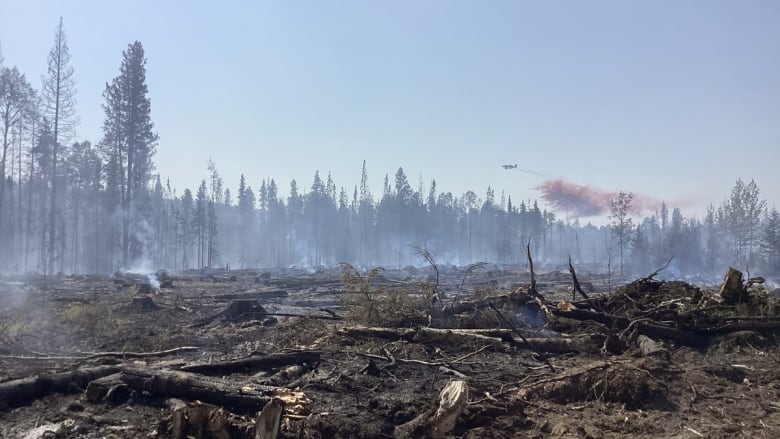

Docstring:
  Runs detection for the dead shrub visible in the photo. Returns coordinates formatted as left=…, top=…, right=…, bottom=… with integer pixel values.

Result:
left=518, top=360, right=671, bottom=410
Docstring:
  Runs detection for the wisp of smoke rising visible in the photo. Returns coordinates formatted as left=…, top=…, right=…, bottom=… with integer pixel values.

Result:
left=536, top=179, right=661, bottom=217
left=123, top=218, right=161, bottom=289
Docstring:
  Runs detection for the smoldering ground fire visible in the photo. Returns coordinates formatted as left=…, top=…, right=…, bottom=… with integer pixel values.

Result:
left=536, top=178, right=662, bottom=217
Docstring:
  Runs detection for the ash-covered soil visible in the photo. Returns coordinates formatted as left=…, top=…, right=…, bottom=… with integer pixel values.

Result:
left=1, top=266, right=779, bottom=438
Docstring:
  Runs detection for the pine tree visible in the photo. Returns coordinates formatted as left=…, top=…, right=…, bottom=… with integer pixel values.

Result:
left=179, top=189, right=193, bottom=269
left=194, top=180, right=207, bottom=269
left=0, top=66, right=35, bottom=261
left=206, top=159, right=222, bottom=268
left=762, top=208, right=780, bottom=272
left=42, top=17, right=77, bottom=275
left=609, top=192, right=633, bottom=275
left=100, top=41, right=158, bottom=266
left=722, top=179, right=766, bottom=267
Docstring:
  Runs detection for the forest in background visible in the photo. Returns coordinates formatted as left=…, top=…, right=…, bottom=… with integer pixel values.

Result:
left=1, top=20, right=779, bottom=279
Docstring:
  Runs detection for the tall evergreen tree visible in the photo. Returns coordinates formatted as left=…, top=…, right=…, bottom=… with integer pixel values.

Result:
left=762, top=208, right=780, bottom=273
left=722, top=179, right=766, bottom=267
left=609, top=192, right=633, bottom=275
left=100, top=41, right=158, bottom=266
left=194, top=180, right=207, bottom=269
left=0, top=66, right=35, bottom=260
left=206, top=159, right=221, bottom=268
left=42, top=17, right=77, bottom=275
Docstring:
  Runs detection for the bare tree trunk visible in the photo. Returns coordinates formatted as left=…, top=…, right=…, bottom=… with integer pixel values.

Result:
left=16, top=119, right=23, bottom=271
left=24, top=141, right=35, bottom=272
left=47, top=87, right=60, bottom=276
left=0, top=117, right=10, bottom=257
left=71, top=189, right=80, bottom=273
left=59, top=209, right=66, bottom=274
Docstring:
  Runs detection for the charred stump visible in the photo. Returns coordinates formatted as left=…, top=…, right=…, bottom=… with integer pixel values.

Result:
left=128, top=296, right=159, bottom=312
left=719, top=267, right=747, bottom=305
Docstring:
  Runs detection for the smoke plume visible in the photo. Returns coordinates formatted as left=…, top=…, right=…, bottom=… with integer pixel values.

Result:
left=536, top=179, right=661, bottom=217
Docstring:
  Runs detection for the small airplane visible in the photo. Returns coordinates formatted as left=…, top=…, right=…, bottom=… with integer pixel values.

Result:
left=501, top=163, right=518, bottom=170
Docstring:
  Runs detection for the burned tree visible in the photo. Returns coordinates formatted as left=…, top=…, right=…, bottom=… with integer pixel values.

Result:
left=41, top=17, right=77, bottom=275
left=0, top=66, right=35, bottom=263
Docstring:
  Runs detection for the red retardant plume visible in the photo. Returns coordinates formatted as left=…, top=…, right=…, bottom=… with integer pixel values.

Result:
left=536, top=179, right=661, bottom=217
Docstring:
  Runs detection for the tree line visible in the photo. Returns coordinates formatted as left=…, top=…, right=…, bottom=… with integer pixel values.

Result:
left=1, top=20, right=778, bottom=278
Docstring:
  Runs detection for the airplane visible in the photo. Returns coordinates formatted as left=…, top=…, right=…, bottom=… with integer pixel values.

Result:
left=502, top=164, right=518, bottom=170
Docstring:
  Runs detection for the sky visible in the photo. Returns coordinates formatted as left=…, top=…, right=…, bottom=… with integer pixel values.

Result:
left=1, top=0, right=778, bottom=221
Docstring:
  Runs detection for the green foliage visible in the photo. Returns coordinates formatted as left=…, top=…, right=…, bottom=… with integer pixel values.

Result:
left=761, top=208, right=780, bottom=272
left=722, top=179, right=766, bottom=267
left=339, top=263, right=427, bottom=327
left=61, top=302, right=120, bottom=339
left=609, top=192, right=634, bottom=275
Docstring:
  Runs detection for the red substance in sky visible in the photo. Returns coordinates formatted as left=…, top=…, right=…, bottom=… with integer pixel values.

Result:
left=536, top=179, right=661, bottom=217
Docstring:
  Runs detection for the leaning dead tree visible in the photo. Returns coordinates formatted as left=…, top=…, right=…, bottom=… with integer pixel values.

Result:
left=525, top=238, right=541, bottom=299
left=568, top=255, right=590, bottom=301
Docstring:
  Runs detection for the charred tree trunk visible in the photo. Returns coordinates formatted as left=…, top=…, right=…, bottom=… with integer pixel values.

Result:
left=86, top=367, right=273, bottom=414
left=0, top=366, right=120, bottom=410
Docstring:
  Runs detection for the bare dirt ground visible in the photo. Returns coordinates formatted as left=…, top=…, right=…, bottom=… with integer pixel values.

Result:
left=1, top=264, right=779, bottom=438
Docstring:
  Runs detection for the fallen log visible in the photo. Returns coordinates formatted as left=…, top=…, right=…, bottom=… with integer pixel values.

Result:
left=179, top=351, right=320, bottom=375
left=87, top=367, right=273, bottom=414
left=0, top=346, right=198, bottom=362
left=552, top=303, right=780, bottom=346
left=439, top=292, right=534, bottom=315
left=549, top=306, right=708, bottom=347
left=0, top=365, right=121, bottom=410
left=339, top=326, right=582, bottom=354
left=210, top=290, right=289, bottom=301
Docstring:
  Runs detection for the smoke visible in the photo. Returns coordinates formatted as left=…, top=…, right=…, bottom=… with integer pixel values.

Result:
left=122, top=218, right=160, bottom=289
left=536, top=178, right=662, bottom=217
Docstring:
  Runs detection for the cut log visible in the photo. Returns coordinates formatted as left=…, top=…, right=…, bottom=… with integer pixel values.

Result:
left=179, top=351, right=320, bottom=375
left=86, top=367, right=274, bottom=414
left=0, top=365, right=121, bottom=410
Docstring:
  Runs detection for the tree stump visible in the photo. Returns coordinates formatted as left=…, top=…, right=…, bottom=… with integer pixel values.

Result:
left=394, top=380, right=468, bottom=438
left=222, top=300, right=267, bottom=322
left=719, top=267, right=747, bottom=305
left=128, top=296, right=159, bottom=311
left=254, top=399, right=284, bottom=439
left=135, top=282, right=154, bottom=295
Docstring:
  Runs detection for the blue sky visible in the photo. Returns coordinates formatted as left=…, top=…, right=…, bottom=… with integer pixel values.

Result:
left=1, top=0, right=778, bottom=219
